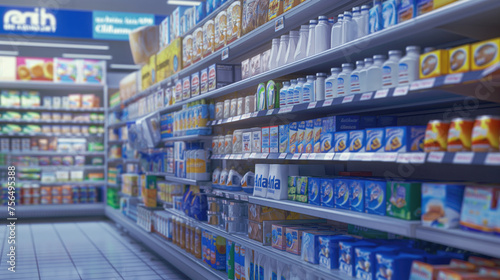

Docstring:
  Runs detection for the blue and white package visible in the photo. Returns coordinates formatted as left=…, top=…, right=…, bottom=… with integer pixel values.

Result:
left=319, top=235, right=355, bottom=270
left=365, top=179, right=387, bottom=216
left=355, top=246, right=400, bottom=280
left=308, top=177, right=321, bottom=206
left=376, top=253, right=424, bottom=280
left=421, top=183, right=465, bottom=229
left=365, top=128, right=385, bottom=152
left=369, top=0, right=383, bottom=33
left=335, top=178, right=351, bottom=210
left=301, top=231, right=338, bottom=264
left=339, top=240, right=377, bottom=277
left=382, top=0, right=399, bottom=29
left=195, top=2, right=206, bottom=24
left=253, top=164, right=269, bottom=197
left=349, top=130, right=366, bottom=152
left=349, top=179, right=365, bottom=212
left=398, top=0, right=417, bottom=23
left=320, top=178, right=335, bottom=208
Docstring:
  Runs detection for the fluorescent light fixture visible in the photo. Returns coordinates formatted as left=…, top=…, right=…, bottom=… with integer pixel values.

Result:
left=0, top=50, right=19, bottom=56
left=63, top=53, right=112, bottom=60
left=0, top=41, right=109, bottom=50
left=167, top=0, right=202, bottom=5
left=110, top=64, right=141, bottom=70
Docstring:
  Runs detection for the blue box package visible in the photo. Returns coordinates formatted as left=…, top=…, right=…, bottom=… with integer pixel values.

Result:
left=308, top=177, right=321, bottom=206
left=270, top=126, right=279, bottom=153
left=195, top=2, right=206, bottom=24
left=320, top=178, right=335, bottom=208
left=320, top=117, right=333, bottom=153
left=335, top=178, right=351, bottom=210
left=319, top=235, right=355, bottom=270
left=349, top=179, right=365, bottom=212
left=382, top=0, right=399, bottom=29
left=421, top=183, right=465, bottom=229
left=365, top=179, right=387, bottom=216
left=376, top=253, right=424, bottom=280
left=349, top=130, right=366, bottom=152
left=355, top=246, right=400, bottom=280
left=289, top=122, right=298, bottom=153
left=384, top=126, right=425, bottom=152
left=416, top=0, right=433, bottom=16
left=301, top=231, right=338, bottom=264
left=398, top=0, right=417, bottom=23
left=365, top=128, right=385, bottom=152
left=297, top=121, right=306, bottom=153
left=279, top=124, right=289, bottom=153
left=305, top=120, right=314, bottom=153
left=369, top=0, right=383, bottom=33
left=339, top=240, right=377, bottom=277
left=334, top=131, right=349, bottom=153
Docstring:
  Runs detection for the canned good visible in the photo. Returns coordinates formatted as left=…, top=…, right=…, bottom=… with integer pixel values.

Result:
left=424, top=120, right=450, bottom=152
left=447, top=118, right=474, bottom=152
left=225, top=134, right=233, bottom=154
left=224, top=99, right=231, bottom=119
left=472, top=115, right=500, bottom=152
left=216, top=102, right=224, bottom=119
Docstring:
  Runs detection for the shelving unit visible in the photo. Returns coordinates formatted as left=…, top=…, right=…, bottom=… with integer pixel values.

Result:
left=16, top=165, right=105, bottom=171
left=2, top=132, right=104, bottom=137
left=162, top=135, right=212, bottom=142
left=0, top=119, right=105, bottom=125
left=18, top=181, right=106, bottom=186
left=4, top=151, right=105, bottom=156
left=163, top=175, right=211, bottom=186
left=0, top=106, right=105, bottom=112
left=0, top=203, right=105, bottom=219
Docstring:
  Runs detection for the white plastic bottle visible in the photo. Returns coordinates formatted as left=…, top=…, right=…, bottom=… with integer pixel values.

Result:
left=306, top=20, right=318, bottom=57
left=352, top=7, right=362, bottom=40
left=341, top=11, right=357, bottom=44
left=276, top=34, right=289, bottom=67
left=336, top=63, right=354, bottom=96
left=284, top=30, right=300, bottom=65
left=315, top=73, right=327, bottom=101
left=325, top=68, right=341, bottom=99
left=398, top=46, right=421, bottom=86
left=314, top=16, right=331, bottom=54
left=280, top=81, right=290, bottom=108
left=349, top=60, right=365, bottom=95
left=294, top=78, right=306, bottom=105
left=301, top=75, right=316, bottom=103
left=328, top=17, right=335, bottom=27
left=268, top=38, right=280, bottom=70
left=330, top=14, right=343, bottom=48
left=382, top=50, right=403, bottom=89
left=366, top=54, right=386, bottom=92
left=293, top=25, right=309, bottom=61
left=287, top=79, right=297, bottom=105
left=359, top=5, right=370, bottom=38
left=359, top=57, right=373, bottom=93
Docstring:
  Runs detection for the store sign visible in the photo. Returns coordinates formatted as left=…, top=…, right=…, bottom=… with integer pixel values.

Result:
left=92, top=11, right=155, bottom=40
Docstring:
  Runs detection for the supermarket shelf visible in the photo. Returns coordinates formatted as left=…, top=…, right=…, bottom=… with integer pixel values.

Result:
left=0, top=203, right=105, bottom=219
left=249, top=196, right=420, bottom=237
left=107, top=158, right=140, bottom=164
left=163, top=175, right=211, bottom=186
left=107, top=182, right=120, bottom=188
left=164, top=208, right=355, bottom=280
left=17, top=180, right=106, bottom=186
left=118, top=192, right=137, bottom=199
left=211, top=152, right=500, bottom=166
left=209, top=188, right=251, bottom=202
left=0, top=80, right=104, bottom=91
left=107, top=120, right=129, bottom=129
left=3, top=151, right=105, bottom=156
left=105, top=206, right=226, bottom=280
left=157, top=199, right=173, bottom=207
left=108, top=140, right=126, bottom=145
left=0, top=106, right=105, bottom=112
left=415, top=226, right=500, bottom=259
left=17, top=165, right=105, bottom=171
left=162, top=135, right=213, bottom=142
left=0, top=119, right=104, bottom=125
left=1, top=132, right=104, bottom=137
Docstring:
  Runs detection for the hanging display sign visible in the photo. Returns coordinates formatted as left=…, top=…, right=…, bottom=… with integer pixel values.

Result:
left=92, top=11, right=155, bottom=40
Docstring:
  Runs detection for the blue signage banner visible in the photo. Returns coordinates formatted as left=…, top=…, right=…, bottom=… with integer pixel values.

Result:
left=92, top=11, right=155, bottom=41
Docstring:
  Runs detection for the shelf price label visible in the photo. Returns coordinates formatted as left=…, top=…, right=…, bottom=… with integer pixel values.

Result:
left=279, top=153, right=288, bottom=159
left=243, top=153, right=251, bottom=160
left=411, top=153, right=426, bottom=164
left=235, top=154, right=243, bottom=160
left=224, top=154, right=231, bottom=160
left=233, top=116, right=241, bottom=121
left=396, top=153, right=411, bottom=163
left=374, top=89, right=389, bottom=99
left=339, top=153, right=350, bottom=161
left=241, top=113, right=251, bottom=120
left=267, top=109, right=275, bottom=115
left=393, top=86, right=409, bottom=97
left=453, top=152, right=474, bottom=164
left=292, top=153, right=301, bottom=160
left=360, top=92, right=373, bottom=101
left=240, top=195, right=249, bottom=202
left=324, top=153, right=335, bottom=160
left=217, top=120, right=223, bottom=125
left=221, top=47, right=229, bottom=60
left=249, top=153, right=257, bottom=159
left=307, top=102, right=317, bottom=109
left=410, top=78, right=435, bottom=91
left=233, top=194, right=240, bottom=200
left=427, top=152, right=445, bottom=163
left=279, top=106, right=293, bottom=114
left=308, top=153, right=317, bottom=160
left=485, top=153, right=500, bottom=165
left=261, top=153, right=269, bottom=159
left=251, top=112, right=259, bottom=118
left=342, top=95, right=354, bottom=103
left=300, top=153, right=309, bottom=160
left=444, top=73, right=463, bottom=85
left=381, top=153, right=398, bottom=162
left=323, top=99, right=333, bottom=107
left=352, top=153, right=371, bottom=161
left=225, top=192, right=231, bottom=198
left=275, top=16, right=285, bottom=32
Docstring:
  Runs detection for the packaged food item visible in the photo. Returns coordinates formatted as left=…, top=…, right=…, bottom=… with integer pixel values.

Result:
left=200, top=68, right=209, bottom=94
left=261, top=127, right=270, bottom=153
left=420, top=49, right=449, bottom=79
left=320, top=178, right=335, bottom=208
left=334, top=132, right=349, bottom=153
left=339, top=240, right=377, bottom=277
left=252, top=128, right=262, bottom=152
left=16, top=57, right=54, bottom=81
left=301, top=230, right=338, bottom=264
left=398, top=0, right=416, bottom=23
left=268, top=0, right=284, bottom=20
left=191, top=72, right=200, bottom=97
left=242, top=0, right=258, bottom=35
left=203, top=20, right=215, bottom=57
left=192, top=28, right=204, bottom=63
left=296, top=176, right=308, bottom=203
left=269, top=126, right=279, bottom=153
left=308, top=177, right=321, bottom=206
left=376, top=253, right=425, bottom=280
left=279, top=124, right=289, bottom=153
left=256, top=0, right=269, bottom=26
left=289, top=122, right=298, bottom=153
left=471, top=115, right=500, bottom=152
left=214, top=11, right=227, bottom=51
left=296, top=121, right=306, bottom=153
left=365, top=128, right=385, bottom=152
left=448, top=44, right=471, bottom=74
left=0, top=56, right=16, bottom=81
left=226, top=1, right=242, bottom=44
left=182, top=35, right=193, bottom=68
left=471, top=37, right=500, bottom=71
left=424, top=120, right=450, bottom=152
left=256, top=82, right=266, bottom=111
left=447, top=118, right=474, bottom=152
left=250, top=54, right=261, bottom=77
left=82, top=60, right=105, bottom=84
left=68, top=94, right=82, bottom=108
left=288, top=176, right=297, bottom=201
left=421, top=183, right=465, bottom=229
left=349, top=130, right=365, bottom=152
left=319, top=235, right=355, bottom=270
left=129, top=25, right=159, bottom=65
left=365, top=179, right=386, bottom=216
left=285, top=227, right=309, bottom=255
left=349, top=179, right=365, bottom=212
left=254, top=164, right=269, bottom=197
left=21, top=91, right=40, bottom=107
left=356, top=246, right=401, bottom=280
left=384, top=126, right=426, bottom=152
left=241, top=59, right=250, bottom=80
left=387, top=181, right=422, bottom=220
left=315, top=118, right=326, bottom=153
left=460, top=185, right=498, bottom=233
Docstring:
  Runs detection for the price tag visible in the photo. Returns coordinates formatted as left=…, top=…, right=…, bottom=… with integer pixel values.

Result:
left=243, top=153, right=251, bottom=160
left=217, top=120, right=223, bottom=125
left=374, top=89, right=389, bottom=99
left=453, top=152, right=474, bottom=164
left=221, top=47, right=229, bottom=60
left=261, top=153, right=269, bottom=159
left=225, top=192, right=231, bottom=198
left=308, top=153, right=317, bottom=160
left=339, top=153, right=351, bottom=161
left=323, top=153, right=334, bottom=160
left=267, top=109, right=275, bottom=116
left=360, top=92, right=373, bottom=101
left=292, top=153, right=301, bottom=160
left=251, top=112, right=259, bottom=118
left=233, top=116, right=241, bottom=121
left=444, top=73, right=463, bottom=85
left=279, top=106, right=293, bottom=114
left=275, top=16, right=285, bottom=32
left=427, top=152, right=445, bottom=163
left=240, top=195, right=249, bottom=202
left=372, top=153, right=385, bottom=162
left=352, top=153, right=366, bottom=161
left=393, top=86, right=409, bottom=97
left=382, top=153, right=398, bottom=162
left=250, top=153, right=257, bottom=159
left=235, top=154, right=243, bottom=160
left=234, top=194, right=240, bottom=200
left=410, top=153, right=426, bottom=164
left=485, top=153, right=500, bottom=166
left=300, top=153, right=309, bottom=160
left=224, top=154, right=231, bottom=159
left=241, top=113, right=251, bottom=120
left=410, top=78, right=435, bottom=91
left=279, top=153, right=288, bottom=159
left=342, top=95, right=354, bottom=103
left=396, top=153, right=411, bottom=163
left=307, top=102, right=317, bottom=109
left=227, top=117, right=234, bottom=122
left=323, top=99, right=333, bottom=107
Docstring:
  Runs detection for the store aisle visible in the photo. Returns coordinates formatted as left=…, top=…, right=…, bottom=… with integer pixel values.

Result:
left=0, top=220, right=188, bottom=280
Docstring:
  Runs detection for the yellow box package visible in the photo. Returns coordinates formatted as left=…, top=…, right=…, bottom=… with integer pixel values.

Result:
left=471, top=37, right=500, bottom=71
left=420, top=49, right=448, bottom=79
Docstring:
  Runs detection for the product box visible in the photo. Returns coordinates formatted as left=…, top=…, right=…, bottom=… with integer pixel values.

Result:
left=141, top=64, right=151, bottom=91
left=250, top=54, right=261, bottom=77
left=182, top=35, right=193, bottom=69
left=385, top=126, right=426, bottom=152
left=269, top=125, right=279, bottom=153
left=356, top=246, right=401, bottom=280
left=191, top=72, right=200, bottom=97
left=182, top=76, right=191, bottom=100
left=339, top=240, right=377, bottom=277
left=16, top=57, right=54, bottom=81
left=460, top=185, right=498, bottom=233
left=448, top=44, right=471, bottom=74
left=203, top=20, right=215, bottom=57
left=268, top=0, right=284, bottom=20
left=366, top=128, right=385, bottom=152
left=335, top=178, right=351, bottom=210
left=303, top=120, right=314, bottom=153
left=382, top=0, right=398, bottom=29
left=334, top=131, right=349, bottom=153
left=416, top=0, right=433, bottom=16
left=349, top=130, right=365, bottom=152
left=376, top=253, right=425, bottom=280
left=419, top=49, right=449, bottom=79
left=241, top=59, right=250, bottom=80
left=296, top=176, right=308, bottom=203
left=54, top=58, right=79, bottom=83
left=242, top=0, right=258, bottom=35
left=289, top=122, right=298, bottom=153
left=1, top=90, right=20, bottom=106
left=285, top=226, right=311, bottom=255
left=398, top=0, right=417, bottom=23
left=214, top=11, right=227, bottom=51
left=248, top=204, right=286, bottom=223
left=288, top=176, right=298, bottom=200
left=200, top=68, right=209, bottom=94
left=297, top=121, right=306, bottom=153
left=208, top=64, right=238, bottom=91
left=319, top=235, right=355, bottom=270
left=170, top=7, right=189, bottom=41
left=349, top=179, right=365, bottom=212
left=0, top=56, right=16, bottom=81
left=261, top=126, right=270, bottom=153
left=308, top=177, right=321, bottom=206
left=387, top=181, right=422, bottom=220
left=471, top=37, right=500, bottom=71
left=320, top=178, right=335, bottom=208
left=226, top=1, right=242, bottom=44
left=279, top=124, right=289, bottom=153
left=318, top=118, right=329, bottom=153
left=421, top=183, right=465, bottom=229
left=82, top=60, right=105, bottom=84
left=365, top=179, right=387, bottom=216
left=369, top=1, right=383, bottom=33
left=242, top=131, right=252, bottom=153
left=252, top=128, right=262, bottom=152
left=159, top=16, right=170, bottom=49
left=264, top=219, right=324, bottom=246
left=301, top=230, right=339, bottom=264
left=21, top=91, right=40, bottom=107
left=192, top=28, right=203, bottom=63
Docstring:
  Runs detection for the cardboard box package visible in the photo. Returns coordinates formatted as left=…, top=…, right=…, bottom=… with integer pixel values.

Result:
left=129, top=25, right=159, bottom=65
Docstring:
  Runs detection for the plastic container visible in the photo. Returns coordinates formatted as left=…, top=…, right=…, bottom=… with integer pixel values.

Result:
left=294, top=25, right=309, bottom=61
left=301, top=75, right=316, bottom=103
left=341, top=11, right=357, bottom=44
left=244, top=95, right=255, bottom=114
left=280, top=81, right=290, bottom=108
left=382, top=50, right=403, bottom=89
left=315, top=73, right=327, bottom=101
left=294, top=78, right=306, bottom=105
left=224, top=99, right=231, bottom=119
left=237, top=97, right=245, bottom=116
left=366, top=54, right=386, bottom=92
left=359, top=5, right=370, bottom=38
left=352, top=7, right=362, bottom=39
left=325, top=68, right=341, bottom=99
left=268, top=38, right=280, bottom=70
left=314, top=16, right=331, bottom=54
left=306, top=20, right=318, bottom=57
left=230, top=98, right=238, bottom=117
left=349, top=60, right=365, bottom=94
left=276, top=34, right=289, bottom=67
left=287, top=79, right=298, bottom=105
left=359, top=57, right=373, bottom=93
left=398, top=46, right=421, bottom=86
left=225, top=134, right=233, bottom=154
left=285, top=30, right=300, bottom=65
left=331, top=14, right=343, bottom=48
left=337, top=63, right=354, bottom=96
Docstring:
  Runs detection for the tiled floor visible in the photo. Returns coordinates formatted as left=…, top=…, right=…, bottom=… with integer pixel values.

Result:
left=0, top=220, right=188, bottom=280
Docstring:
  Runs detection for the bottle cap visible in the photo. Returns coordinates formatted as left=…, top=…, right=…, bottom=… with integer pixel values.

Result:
left=289, top=30, right=300, bottom=37
left=318, top=16, right=328, bottom=20
left=306, top=75, right=316, bottom=79
left=406, top=46, right=421, bottom=53
left=331, top=67, right=341, bottom=73
left=316, top=72, right=327, bottom=78
left=344, top=11, right=352, bottom=17
left=342, top=63, right=354, bottom=68
left=309, top=19, right=318, bottom=24
left=291, top=79, right=297, bottom=83
left=373, top=54, right=387, bottom=60
left=283, top=81, right=290, bottom=86
left=298, top=77, right=307, bottom=82
left=361, top=5, right=370, bottom=10
left=352, top=7, right=360, bottom=12
left=281, top=34, right=289, bottom=40
left=356, top=60, right=365, bottom=67
left=364, top=57, right=374, bottom=63
left=388, top=50, right=403, bottom=57
left=272, top=38, right=280, bottom=44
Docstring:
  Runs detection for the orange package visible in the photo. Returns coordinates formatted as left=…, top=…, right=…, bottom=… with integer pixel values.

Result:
left=447, top=118, right=474, bottom=152
left=437, top=270, right=498, bottom=280
left=424, top=120, right=450, bottom=152
left=471, top=115, right=500, bottom=152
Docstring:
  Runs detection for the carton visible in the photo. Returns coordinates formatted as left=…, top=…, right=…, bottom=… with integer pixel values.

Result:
left=349, top=130, right=366, bottom=152
left=297, top=121, right=306, bottom=153
left=384, top=126, right=425, bottom=152
left=182, top=35, right=193, bottom=69
left=288, top=176, right=297, bottom=200
left=449, top=44, right=471, bottom=74
left=308, top=177, right=321, bottom=206
left=314, top=118, right=324, bottom=153
left=419, top=49, right=449, bottom=79
left=191, top=72, right=200, bottom=97
left=318, top=235, right=355, bottom=270
left=0, top=56, right=15, bottom=81
left=170, top=7, right=189, bottom=41
left=433, top=0, right=459, bottom=10
left=320, top=178, right=335, bottom=208
left=182, top=77, right=191, bottom=100
left=285, top=226, right=311, bottom=255
left=349, top=179, right=365, bottom=212
left=261, top=127, right=270, bottom=153
left=471, top=37, right=500, bottom=71
left=16, top=57, right=54, bottom=82
left=226, top=1, right=242, bottom=44
left=301, top=230, right=339, bottom=264
left=192, top=28, right=204, bottom=63
left=377, top=253, right=425, bottom=280
left=366, top=128, right=385, bottom=152
left=289, top=122, right=298, bottom=153
left=268, top=0, right=284, bottom=20
left=303, top=120, right=314, bottom=153
left=339, top=240, right=377, bottom=277
left=365, top=179, right=387, bottom=216
left=421, top=183, right=465, bottom=229
left=382, top=0, right=398, bottom=29
left=129, top=26, right=159, bottom=65
left=159, top=16, right=170, bottom=49
left=356, top=246, right=400, bottom=280
left=200, top=68, right=209, bottom=94
left=279, top=124, right=289, bottom=153
left=266, top=219, right=325, bottom=246
left=296, top=176, right=308, bottom=203
left=269, top=126, right=279, bottom=153
left=398, top=0, right=417, bottom=23
left=203, top=20, right=215, bottom=57
left=460, top=186, right=498, bottom=233
left=334, top=131, right=349, bottom=153
left=214, top=11, right=227, bottom=51
left=335, top=177, right=351, bottom=210
left=387, top=181, right=422, bottom=220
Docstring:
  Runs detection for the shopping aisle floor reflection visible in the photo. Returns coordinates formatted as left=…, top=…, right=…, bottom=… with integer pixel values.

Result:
left=0, top=220, right=188, bottom=280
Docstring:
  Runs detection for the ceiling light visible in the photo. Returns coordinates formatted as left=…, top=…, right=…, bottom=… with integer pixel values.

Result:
left=0, top=41, right=109, bottom=50
left=167, top=0, right=202, bottom=5
left=0, top=50, right=19, bottom=56
left=63, top=53, right=112, bottom=60
left=110, top=64, right=141, bottom=70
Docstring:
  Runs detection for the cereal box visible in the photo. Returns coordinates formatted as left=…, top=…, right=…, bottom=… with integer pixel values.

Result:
left=449, top=44, right=471, bottom=74
left=314, top=118, right=324, bottom=153
left=335, top=178, right=351, bottom=210
left=460, top=186, right=498, bottom=233
left=321, top=178, right=335, bottom=208
left=471, top=37, right=500, bottom=71
left=349, top=179, right=365, bottom=212
left=214, top=11, right=227, bottom=51
left=356, top=246, right=400, bottom=280
left=279, top=124, right=289, bottom=153
left=200, top=68, right=209, bottom=94
left=385, top=126, right=425, bottom=152
left=289, top=122, right=298, bottom=153
left=203, top=20, right=215, bottom=57
left=308, top=177, right=321, bottom=206
left=301, top=230, right=338, bottom=264
left=288, top=176, right=297, bottom=200
left=226, top=1, right=242, bottom=44
left=182, top=35, right=193, bottom=68
left=334, top=132, right=349, bottom=153
left=304, top=120, right=314, bottom=153
left=319, top=235, right=355, bottom=270
left=366, top=128, right=385, bottom=152
left=268, top=0, right=284, bottom=20
left=419, top=49, right=449, bottom=79
left=297, top=121, right=306, bottom=153
left=269, top=126, right=279, bottom=153
left=54, top=58, right=79, bottom=83
left=421, top=183, right=465, bottom=229
left=192, top=28, right=203, bottom=63
left=387, top=181, right=422, bottom=220
left=296, top=176, right=308, bottom=203
left=285, top=226, right=310, bottom=255
left=191, top=72, right=200, bottom=97
left=365, top=179, right=386, bottom=216
left=349, top=130, right=365, bottom=152
left=261, top=126, right=270, bottom=153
